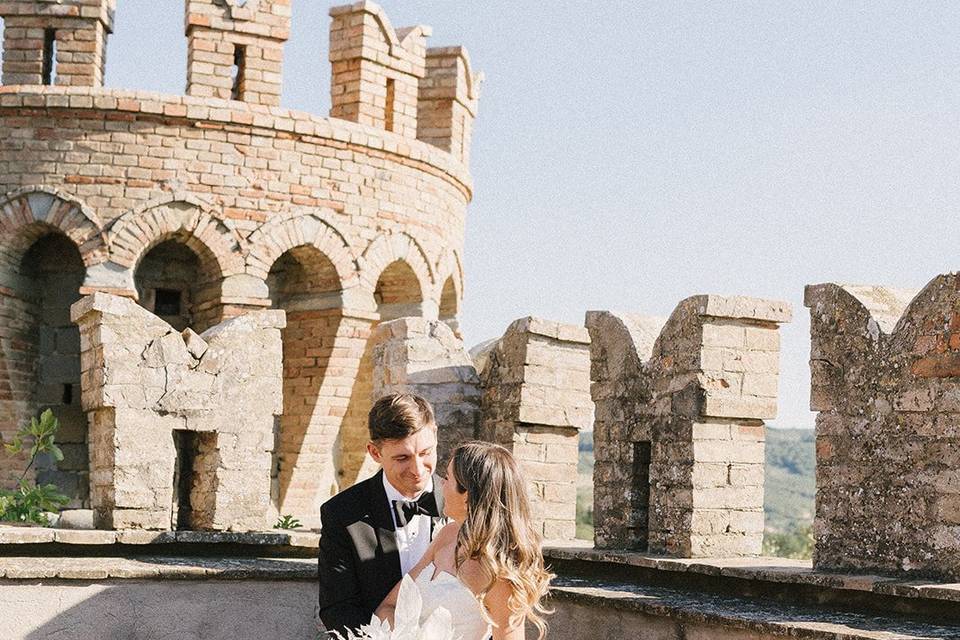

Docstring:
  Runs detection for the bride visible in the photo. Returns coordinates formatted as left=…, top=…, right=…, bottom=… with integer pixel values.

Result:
left=373, top=441, right=554, bottom=640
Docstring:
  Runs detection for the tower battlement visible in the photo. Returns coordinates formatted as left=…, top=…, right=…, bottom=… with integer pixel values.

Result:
left=0, top=0, right=481, bottom=160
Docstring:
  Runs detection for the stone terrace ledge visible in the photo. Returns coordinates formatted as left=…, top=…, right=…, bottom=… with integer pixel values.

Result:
left=543, top=546, right=960, bottom=640
left=0, top=525, right=319, bottom=557
left=0, top=556, right=315, bottom=580
left=545, top=546, right=960, bottom=603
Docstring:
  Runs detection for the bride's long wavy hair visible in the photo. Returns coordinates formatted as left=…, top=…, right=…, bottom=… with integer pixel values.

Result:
left=451, top=441, right=554, bottom=638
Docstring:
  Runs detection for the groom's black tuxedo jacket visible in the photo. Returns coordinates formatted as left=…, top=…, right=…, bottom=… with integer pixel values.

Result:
left=317, top=469, right=446, bottom=637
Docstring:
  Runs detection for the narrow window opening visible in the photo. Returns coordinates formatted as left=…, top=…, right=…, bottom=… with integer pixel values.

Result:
left=62, top=383, right=73, bottom=405
left=231, top=45, right=246, bottom=100
left=42, top=29, right=56, bottom=85
left=384, top=78, right=396, bottom=132
left=172, top=431, right=217, bottom=530
left=631, top=441, right=652, bottom=550
left=173, top=430, right=199, bottom=530
left=154, top=288, right=182, bottom=317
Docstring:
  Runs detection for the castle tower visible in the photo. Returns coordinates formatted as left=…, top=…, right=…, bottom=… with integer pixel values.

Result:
left=328, top=1, right=430, bottom=138
left=185, top=0, right=291, bottom=105
left=0, top=0, right=115, bottom=87
left=417, top=47, right=482, bottom=164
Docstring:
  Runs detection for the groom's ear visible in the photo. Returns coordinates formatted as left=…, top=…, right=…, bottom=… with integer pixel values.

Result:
left=366, top=441, right=382, bottom=464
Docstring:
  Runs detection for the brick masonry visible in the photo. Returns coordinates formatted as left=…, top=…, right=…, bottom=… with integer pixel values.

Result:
left=586, top=296, right=791, bottom=558
left=0, top=0, right=479, bottom=530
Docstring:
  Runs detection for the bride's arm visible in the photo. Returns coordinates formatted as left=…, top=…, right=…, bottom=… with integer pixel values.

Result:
left=485, top=578, right=526, bottom=640
left=373, top=522, right=459, bottom=625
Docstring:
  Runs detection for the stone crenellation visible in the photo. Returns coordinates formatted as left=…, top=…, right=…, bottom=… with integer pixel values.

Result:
left=587, top=296, right=791, bottom=558
left=807, top=274, right=960, bottom=581
left=71, top=292, right=284, bottom=531
left=477, top=317, right=593, bottom=541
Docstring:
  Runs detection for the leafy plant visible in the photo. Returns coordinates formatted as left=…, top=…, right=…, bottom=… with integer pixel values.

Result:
left=0, top=409, right=69, bottom=526
left=274, top=514, right=303, bottom=530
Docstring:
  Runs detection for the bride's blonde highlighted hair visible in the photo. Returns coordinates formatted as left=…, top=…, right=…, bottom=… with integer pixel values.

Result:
left=451, top=441, right=554, bottom=639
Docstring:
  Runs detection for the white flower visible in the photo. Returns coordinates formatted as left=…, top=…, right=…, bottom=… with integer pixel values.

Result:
left=331, top=575, right=460, bottom=640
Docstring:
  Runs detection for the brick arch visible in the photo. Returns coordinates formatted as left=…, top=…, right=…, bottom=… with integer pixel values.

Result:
left=0, top=187, right=107, bottom=270
left=107, top=196, right=245, bottom=278
left=434, top=248, right=464, bottom=302
left=359, top=232, right=434, bottom=299
left=245, top=211, right=360, bottom=290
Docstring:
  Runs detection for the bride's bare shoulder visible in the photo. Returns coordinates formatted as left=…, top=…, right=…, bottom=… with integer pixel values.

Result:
left=456, top=557, right=489, bottom=594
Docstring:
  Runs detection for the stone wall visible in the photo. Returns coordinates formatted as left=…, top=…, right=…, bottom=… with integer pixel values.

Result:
left=478, top=317, right=593, bottom=542
left=586, top=296, right=791, bottom=557
left=371, top=317, right=481, bottom=467
left=806, top=275, right=960, bottom=580
left=71, top=292, right=284, bottom=531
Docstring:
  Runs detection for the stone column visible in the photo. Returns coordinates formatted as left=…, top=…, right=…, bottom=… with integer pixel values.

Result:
left=371, top=317, right=481, bottom=468
left=587, top=295, right=791, bottom=557
left=478, top=317, right=592, bottom=542
left=275, top=309, right=375, bottom=529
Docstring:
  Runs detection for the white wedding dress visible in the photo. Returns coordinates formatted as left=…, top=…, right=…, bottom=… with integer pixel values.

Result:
left=415, top=563, right=491, bottom=640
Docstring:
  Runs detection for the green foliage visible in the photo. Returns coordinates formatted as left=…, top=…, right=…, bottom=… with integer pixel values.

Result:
left=0, top=481, right=69, bottom=526
left=274, top=514, right=303, bottom=530
left=764, top=428, right=815, bottom=534
left=0, top=408, right=70, bottom=526
left=762, top=522, right=814, bottom=559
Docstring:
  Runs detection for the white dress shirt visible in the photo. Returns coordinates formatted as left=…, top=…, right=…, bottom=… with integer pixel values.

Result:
left=383, top=475, right=435, bottom=577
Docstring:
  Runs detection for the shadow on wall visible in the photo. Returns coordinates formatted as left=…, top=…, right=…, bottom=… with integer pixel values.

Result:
left=14, top=576, right=317, bottom=640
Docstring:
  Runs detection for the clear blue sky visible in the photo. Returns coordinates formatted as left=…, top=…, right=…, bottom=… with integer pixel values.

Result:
left=100, top=1, right=960, bottom=429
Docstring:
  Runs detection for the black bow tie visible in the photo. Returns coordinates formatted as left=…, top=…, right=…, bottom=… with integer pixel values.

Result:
left=392, top=492, right=439, bottom=528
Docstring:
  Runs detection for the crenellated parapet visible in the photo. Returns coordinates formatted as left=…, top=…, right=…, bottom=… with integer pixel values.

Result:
left=477, top=317, right=593, bottom=541
left=185, top=0, right=290, bottom=106
left=417, top=46, right=482, bottom=164
left=0, top=0, right=115, bottom=87
left=587, top=296, right=791, bottom=557
left=328, top=1, right=429, bottom=138
left=806, top=274, right=960, bottom=580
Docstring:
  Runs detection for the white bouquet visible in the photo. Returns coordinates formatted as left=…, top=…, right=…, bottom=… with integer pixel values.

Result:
left=330, top=575, right=459, bottom=640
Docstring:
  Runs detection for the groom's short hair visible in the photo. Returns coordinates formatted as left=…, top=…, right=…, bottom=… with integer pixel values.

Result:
left=368, top=393, right=436, bottom=444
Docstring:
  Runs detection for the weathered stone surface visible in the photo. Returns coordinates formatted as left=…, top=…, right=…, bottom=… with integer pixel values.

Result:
left=586, top=296, right=791, bottom=558
left=71, top=293, right=284, bottom=532
left=806, top=274, right=960, bottom=580
left=478, top=317, right=593, bottom=542
left=372, top=317, right=481, bottom=468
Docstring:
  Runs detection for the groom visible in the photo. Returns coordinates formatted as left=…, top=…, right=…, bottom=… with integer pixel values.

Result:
left=318, top=393, right=446, bottom=637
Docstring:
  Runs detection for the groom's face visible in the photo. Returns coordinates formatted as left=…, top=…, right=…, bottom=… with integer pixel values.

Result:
left=368, top=426, right=437, bottom=498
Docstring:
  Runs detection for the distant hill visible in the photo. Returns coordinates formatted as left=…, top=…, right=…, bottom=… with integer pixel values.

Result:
left=576, top=428, right=816, bottom=556
left=764, top=428, right=815, bottom=532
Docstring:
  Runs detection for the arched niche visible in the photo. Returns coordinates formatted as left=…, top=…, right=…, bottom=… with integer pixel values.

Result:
left=0, top=227, right=88, bottom=507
